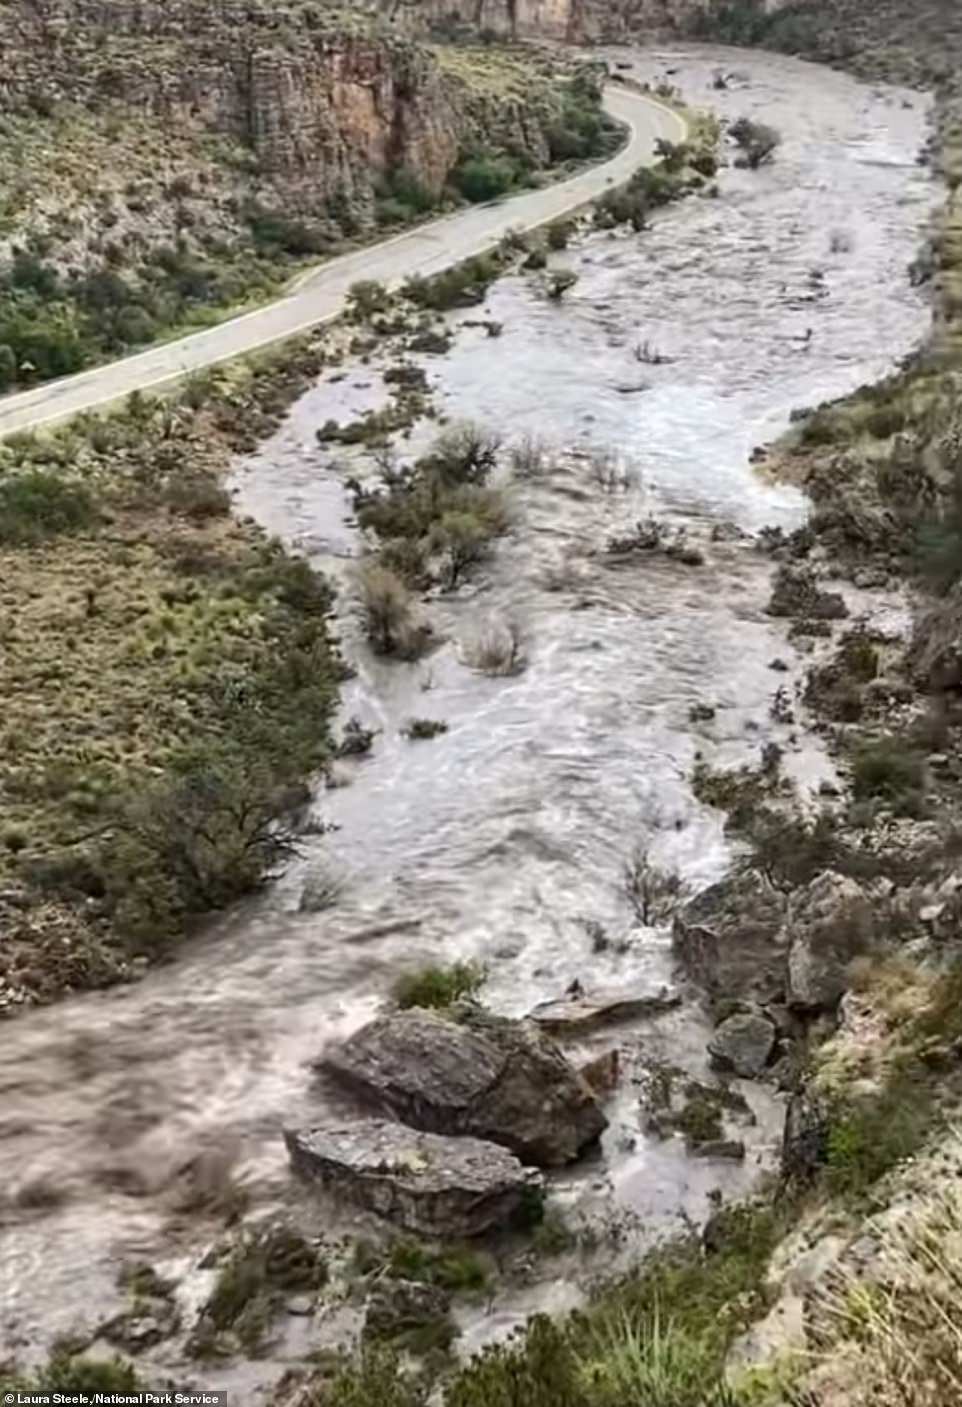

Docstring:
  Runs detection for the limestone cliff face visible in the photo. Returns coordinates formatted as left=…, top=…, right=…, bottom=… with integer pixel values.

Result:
left=0, top=0, right=564, bottom=215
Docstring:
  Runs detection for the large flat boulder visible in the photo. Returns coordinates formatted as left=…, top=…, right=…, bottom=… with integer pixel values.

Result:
left=528, top=984, right=681, bottom=1032
left=285, top=1120, right=539, bottom=1239
left=673, top=870, right=789, bottom=1007
left=320, top=1008, right=607, bottom=1167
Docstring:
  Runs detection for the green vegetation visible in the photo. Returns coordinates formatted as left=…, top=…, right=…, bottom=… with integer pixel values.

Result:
left=392, top=960, right=486, bottom=1010
left=850, top=735, right=926, bottom=813
left=0, top=338, right=343, bottom=1006
left=403, top=252, right=504, bottom=311
left=401, top=717, right=449, bottom=740
left=354, top=1237, right=490, bottom=1293
left=729, top=117, right=782, bottom=169
left=1, top=1350, right=142, bottom=1397
left=196, top=1227, right=327, bottom=1356
left=824, top=1067, right=936, bottom=1200
left=349, top=421, right=509, bottom=602
left=0, top=468, right=96, bottom=544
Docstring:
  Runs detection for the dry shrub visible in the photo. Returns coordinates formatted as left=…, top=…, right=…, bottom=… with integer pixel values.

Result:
left=464, top=617, right=525, bottom=676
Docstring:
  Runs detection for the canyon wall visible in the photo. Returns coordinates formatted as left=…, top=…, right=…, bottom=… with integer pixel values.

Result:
left=0, top=0, right=573, bottom=218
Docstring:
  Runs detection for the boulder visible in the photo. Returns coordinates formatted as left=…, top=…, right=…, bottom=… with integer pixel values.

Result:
left=528, top=984, right=681, bottom=1032
left=767, top=566, right=848, bottom=621
left=285, top=1120, right=539, bottom=1238
left=781, top=1090, right=831, bottom=1184
left=673, top=870, right=789, bottom=1007
left=708, top=1009, right=777, bottom=1078
left=321, top=1008, right=607, bottom=1166
left=785, top=871, right=873, bottom=1011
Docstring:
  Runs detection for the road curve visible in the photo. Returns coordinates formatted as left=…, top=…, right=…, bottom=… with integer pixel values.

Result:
left=0, top=86, right=684, bottom=438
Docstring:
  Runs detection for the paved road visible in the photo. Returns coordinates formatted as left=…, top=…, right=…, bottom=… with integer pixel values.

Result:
left=0, top=86, right=684, bottom=437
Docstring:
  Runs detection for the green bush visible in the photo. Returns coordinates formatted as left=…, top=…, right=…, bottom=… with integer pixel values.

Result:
left=247, top=206, right=327, bottom=255
left=0, top=469, right=96, bottom=545
left=392, top=960, right=486, bottom=1010
left=851, top=735, right=925, bottom=810
left=825, top=1069, right=935, bottom=1199
left=453, top=153, right=520, bottom=203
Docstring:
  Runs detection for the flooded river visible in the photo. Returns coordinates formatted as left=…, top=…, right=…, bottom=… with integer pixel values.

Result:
left=0, top=44, right=938, bottom=1390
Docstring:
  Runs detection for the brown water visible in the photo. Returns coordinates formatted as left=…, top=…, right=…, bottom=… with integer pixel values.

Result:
left=0, top=45, right=937, bottom=1389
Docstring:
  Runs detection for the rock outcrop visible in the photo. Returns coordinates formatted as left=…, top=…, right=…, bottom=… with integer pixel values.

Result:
left=784, top=871, right=874, bottom=1012
left=285, top=1119, right=539, bottom=1237
left=673, top=870, right=789, bottom=1007
left=708, top=1008, right=777, bottom=1077
left=321, top=1007, right=608, bottom=1166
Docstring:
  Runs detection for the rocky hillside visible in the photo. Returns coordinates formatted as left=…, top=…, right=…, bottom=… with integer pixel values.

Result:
left=0, top=1, right=614, bottom=385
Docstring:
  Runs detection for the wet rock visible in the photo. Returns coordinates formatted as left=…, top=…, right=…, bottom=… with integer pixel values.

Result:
left=364, top=1278, right=452, bottom=1344
left=673, top=870, right=789, bottom=1007
left=578, top=1048, right=620, bottom=1095
left=708, top=1009, right=776, bottom=1078
left=528, top=984, right=681, bottom=1032
left=781, top=1089, right=832, bottom=1184
left=285, top=1120, right=539, bottom=1238
left=767, top=566, right=848, bottom=621
left=691, top=1138, right=746, bottom=1161
left=321, top=1008, right=606, bottom=1166
left=785, top=871, right=874, bottom=1012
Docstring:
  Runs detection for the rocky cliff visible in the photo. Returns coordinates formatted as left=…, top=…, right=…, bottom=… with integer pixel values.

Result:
left=0, top=0, right=577, bottom=219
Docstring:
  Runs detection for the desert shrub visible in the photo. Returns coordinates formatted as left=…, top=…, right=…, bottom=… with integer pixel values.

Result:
left=0, top=469, right=96, bottom=545
left=430, top=508, right=496, bottom=585
left=355, top=561, right=418, bottom=656
left=403, top=253, right=501, bottom=311
left=401, top=717, right=448, bottom=740
left=453, top=152, right=520, bottom=203
left=465, top=618, right=525, bottom=675
left=850, top=735, right=926, bottom=812
left=655, top=137, right=689, bottom=172
left=103, top=755, right=302, bottom=938
left=1, top=1351, right=141, bottom=1397
left=348, top=280, right=391, bottom=320
left=393, top=960, right=486, bottom=1010
left=421, top=422, right=501, bottom=488
left=546, top=218, right=575, bottom=250
left=594, top=163, right=677, bottom=231
left=247, top=206, right=327, bottom=255
left=510, top=432, right=551, bottom=478
left=162, top=470, right=231, bottom=521
left=729, top=117, right=781, bottom=168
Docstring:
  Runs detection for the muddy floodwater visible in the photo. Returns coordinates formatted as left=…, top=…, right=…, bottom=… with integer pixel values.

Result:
left=0, top=45, right=939, bottom=1391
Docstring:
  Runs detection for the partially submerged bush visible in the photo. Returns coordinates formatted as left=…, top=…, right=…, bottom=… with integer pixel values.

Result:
left=393, top=960, right=486, bottom=1010
left=730, top=116, right=781, bottom=168
left=356, top=562, right=423, bottom=657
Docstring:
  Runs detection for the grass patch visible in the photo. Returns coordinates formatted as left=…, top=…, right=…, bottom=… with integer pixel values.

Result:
left=393, top=961, right=486, bottom=1010
left=0, top=339, right=343, bottom=1008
